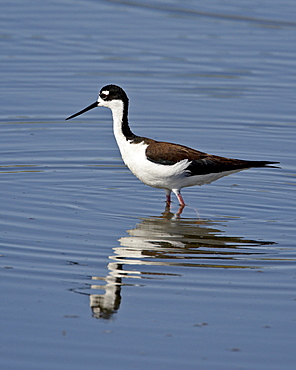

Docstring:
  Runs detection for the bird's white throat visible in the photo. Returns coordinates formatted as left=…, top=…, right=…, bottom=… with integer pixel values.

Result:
left=98, top=97, right=126, bottom=143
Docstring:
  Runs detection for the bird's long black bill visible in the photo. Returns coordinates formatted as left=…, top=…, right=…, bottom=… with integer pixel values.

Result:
left=65, top=101, right=98, bottom=121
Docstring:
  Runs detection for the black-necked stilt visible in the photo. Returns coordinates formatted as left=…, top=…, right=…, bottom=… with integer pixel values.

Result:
left=66, top=84, right=279, bottom=212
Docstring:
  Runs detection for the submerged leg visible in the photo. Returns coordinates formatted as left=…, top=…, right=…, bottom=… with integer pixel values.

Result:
left=165, top=189, right=172, bottom=205
left=175, top=204, right=185, bottom=218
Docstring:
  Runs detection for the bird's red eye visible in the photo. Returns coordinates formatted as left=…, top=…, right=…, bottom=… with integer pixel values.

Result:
left=100, top=93, right=107, bottom=99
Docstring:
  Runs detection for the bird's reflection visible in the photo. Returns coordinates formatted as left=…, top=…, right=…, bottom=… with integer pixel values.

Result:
left=87, top=207, right=275, bottom=319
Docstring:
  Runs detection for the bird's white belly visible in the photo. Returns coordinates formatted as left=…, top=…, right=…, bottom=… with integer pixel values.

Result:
left=119, top=141, right=188, bottom=189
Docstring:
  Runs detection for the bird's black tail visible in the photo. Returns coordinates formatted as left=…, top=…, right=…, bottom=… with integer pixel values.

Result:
left=248, top=161, right=280, bottom=169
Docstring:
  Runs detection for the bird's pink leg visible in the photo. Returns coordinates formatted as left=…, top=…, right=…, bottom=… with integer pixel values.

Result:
left=173, top=190, right=186, bottom=207
left=165, top=189, right=172, bottom=205
left=175, top=192, right=186, bottom=218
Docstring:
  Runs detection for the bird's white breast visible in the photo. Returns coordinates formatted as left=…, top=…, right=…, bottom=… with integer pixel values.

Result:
left=109, top=100, right=188, bottom=190
left=117, top=138, right=189, bottom=190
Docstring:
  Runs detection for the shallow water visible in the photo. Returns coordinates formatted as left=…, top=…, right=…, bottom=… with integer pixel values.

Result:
left=1, top=1, right=296, bottom=369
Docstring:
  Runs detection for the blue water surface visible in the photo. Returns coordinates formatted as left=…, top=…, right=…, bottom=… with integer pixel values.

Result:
left=0, top=1, right=295, bottom=369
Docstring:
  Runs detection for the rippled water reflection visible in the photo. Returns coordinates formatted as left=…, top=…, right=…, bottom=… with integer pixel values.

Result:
left=74, top=212, right=281, bottom=320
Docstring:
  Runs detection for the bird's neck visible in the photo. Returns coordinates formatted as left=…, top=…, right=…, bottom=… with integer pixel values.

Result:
left=111, top=99, right=136, bottom=142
